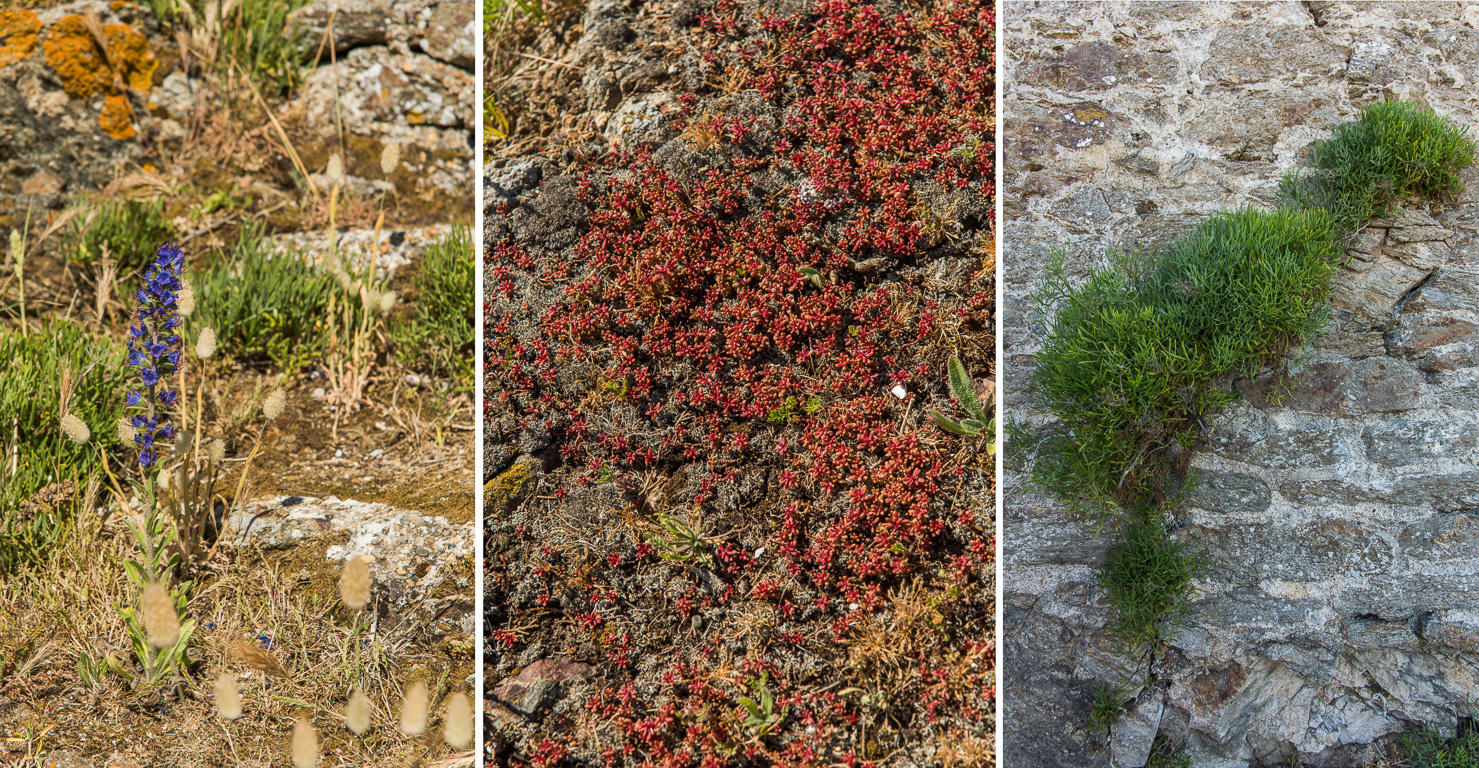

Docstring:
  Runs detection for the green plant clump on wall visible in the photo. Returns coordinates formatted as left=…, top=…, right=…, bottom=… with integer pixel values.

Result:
left=1015, top=99, right=1477, bottom=655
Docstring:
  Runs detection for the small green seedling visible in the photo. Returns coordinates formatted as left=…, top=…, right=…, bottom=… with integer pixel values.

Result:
left=649, top=511, right=715, bottom=567
left=798, top=266, right=823, bottom=288
left=766, top=395, right=821, bottom=424
left=738, top=672, right=785, bottom=739
left=929, top=356, right=996, bottom=454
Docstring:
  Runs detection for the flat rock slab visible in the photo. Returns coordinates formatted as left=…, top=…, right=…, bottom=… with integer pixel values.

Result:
left=491, top=657, right=595, bottom=718
left=226, top=495, right=473, bottom=631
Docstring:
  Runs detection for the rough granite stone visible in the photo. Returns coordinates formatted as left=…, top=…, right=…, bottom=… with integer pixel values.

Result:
left=1006, top=3, right=1479, bottom=765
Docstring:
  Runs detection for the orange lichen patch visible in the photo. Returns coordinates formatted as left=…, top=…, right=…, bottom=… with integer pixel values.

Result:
left=99, top=93, right=135, bottom=139
left=42, top=15, right=113, bottom=99
left=41, top=14, right=155, bottom=140
left=0, top=9, right=42, bottom=68
left=105, top=22, right=156, bottom=91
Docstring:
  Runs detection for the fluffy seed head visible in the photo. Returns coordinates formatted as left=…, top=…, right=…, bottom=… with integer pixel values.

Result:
left=339, top=555, right=371, bottom=611
left=399, top=680, right=428, bottom=736
left=117, top=417, right=136, bottom=444
left=345, top=686, right=371, bottom=735
left=291, top=718, right=317, bottom=768
left=156, top=466, right=170, bottom=491
left=334, top=270, right=352, bottom=293
left=60, top=412, right=90, bottom=445
left=378, top=290, right=397, bottom=315
left=215, top=671, right=242, bottom=719
left=177, top=281, right=196, bottom=317
left=209, top=438, right=225, bottom=464
left=443, top=691, right=472, bottom=749
left=141, top=582, right=180, bottom=648
left=380, top=141, right=401, bottom=175
left=196, top=327, right=217, bottom=359
left=10, top=229, right=22, bottom=269
left=263, top=388, right=286, bottom=421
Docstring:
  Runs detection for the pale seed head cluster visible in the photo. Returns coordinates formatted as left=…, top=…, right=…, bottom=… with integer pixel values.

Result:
left=117, top=416, right=136, bottom=444
left=177, top=280, right=196, bottom=317
left=263, top=388, right=286, bottom=421
left=339, top=555, right=371, bottom=611
left=60, top=412, right=90, bottom=445
left=443, top=691, right=472, bottom=749
left=291, top=717, right=318, bottom=768
left=214, top=672, right=242, bottom=719
left=380, top=141, right=400, bottom=175
left=195, top=327, right=217, bottom=360
left=346, top=686, right=372, bottom=735
left=141, top=582, right=180, bottom=648
left=399, top=680, right=428, bottom=736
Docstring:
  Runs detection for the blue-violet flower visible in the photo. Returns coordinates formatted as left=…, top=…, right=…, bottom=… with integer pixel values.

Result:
left=124, top=243, right=186, bottom=467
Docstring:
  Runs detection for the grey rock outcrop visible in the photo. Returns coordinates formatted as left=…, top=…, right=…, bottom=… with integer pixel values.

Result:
left=292, top=0, right=474, bottom=70
left=283, top=0, right=473, bottom=209
left=228, top=495, right=473, bottom=636
left=1006, top=3, right=1479, bottom=766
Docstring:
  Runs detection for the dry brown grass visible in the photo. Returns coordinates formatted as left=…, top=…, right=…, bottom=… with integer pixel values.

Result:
left=842, top=574, right=993, bottom=714
left=0, top=520, right=470, bottom=767
left=485, top=0, right=599, bottom=160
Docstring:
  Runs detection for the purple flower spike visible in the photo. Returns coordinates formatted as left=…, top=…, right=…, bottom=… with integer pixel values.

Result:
left=123, top=242, right=187, bottom=469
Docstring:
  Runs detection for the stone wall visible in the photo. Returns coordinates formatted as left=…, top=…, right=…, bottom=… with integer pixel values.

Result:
left=1004, top=3, right=1479, bottom=766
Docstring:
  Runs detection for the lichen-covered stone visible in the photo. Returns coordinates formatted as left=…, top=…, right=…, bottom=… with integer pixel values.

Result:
left=486, top=455, right=539, bottom=517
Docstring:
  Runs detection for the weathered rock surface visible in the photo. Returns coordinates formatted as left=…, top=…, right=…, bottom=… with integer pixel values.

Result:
left=0, top=1, right=159, bottom=226
left=1006, top=3, right=1479, bottom=766
left=0, top=0, right=470, bottom=247
left=227, top=494, right=474, bottom=636
left=490, top=657, right=594, bottom=718
left=292, top=0, right=474, bottom=70
left=285, top=39, right=473, bottom=208
left=269, top=223, right=454, bottom=280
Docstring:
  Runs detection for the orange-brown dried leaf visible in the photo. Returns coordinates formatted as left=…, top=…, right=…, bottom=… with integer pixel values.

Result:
left=233, top=637, right=291, bottom=679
